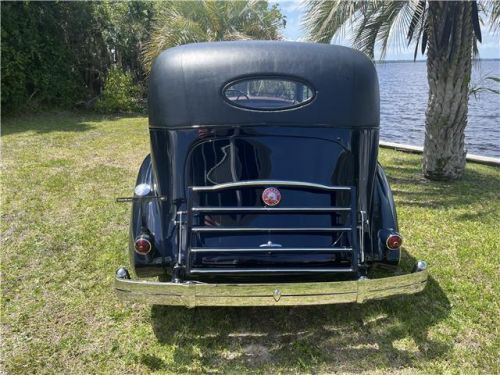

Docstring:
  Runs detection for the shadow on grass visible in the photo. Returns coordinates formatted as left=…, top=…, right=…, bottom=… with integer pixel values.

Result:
left=148, top=257, right=450, bottom=372
left=383, top=156, right=499, bottom=213
left=1, top=112, right=95, bottom=136
left=1, top=111, right=143, bottom=136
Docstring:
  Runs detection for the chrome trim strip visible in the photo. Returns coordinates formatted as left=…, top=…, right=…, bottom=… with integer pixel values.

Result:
left=191, top=227, right=352, bottom=233
left=176, top=211, right=184, bottom=265
left=190, top=247, right=353, bottom=253
left=191, top=180, right=352, bottom=192
left=116, top=196, right=168, bottom=203
left=192, top=207, right=351, bottom=213
left=359, top=210, right=367, bottom=263
left=114, top=266, right=428, bottom=307
left=189, top=268, right=355, bottom=274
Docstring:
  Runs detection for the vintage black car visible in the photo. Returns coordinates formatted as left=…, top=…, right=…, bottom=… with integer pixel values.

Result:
left=114, top=41, right=428, bottom=307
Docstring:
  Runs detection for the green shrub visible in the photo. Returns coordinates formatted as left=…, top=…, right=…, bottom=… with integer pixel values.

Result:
left=95, top=68, right=144, bottom=113
left=1, top=2, right=83, bottom=114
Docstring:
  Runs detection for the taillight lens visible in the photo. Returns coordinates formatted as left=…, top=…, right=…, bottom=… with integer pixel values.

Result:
left=134, top=236, right=152, bottom=254
left=386, top=234, right=403, bottom=249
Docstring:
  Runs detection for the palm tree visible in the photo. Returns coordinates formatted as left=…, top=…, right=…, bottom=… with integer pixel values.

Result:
left=303, top=1, right=499, bottom=180
left=142, top=0, right=284, bottom=71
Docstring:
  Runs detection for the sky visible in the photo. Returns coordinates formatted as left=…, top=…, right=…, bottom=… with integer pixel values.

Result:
left=275, top=0, right=500, bottom=60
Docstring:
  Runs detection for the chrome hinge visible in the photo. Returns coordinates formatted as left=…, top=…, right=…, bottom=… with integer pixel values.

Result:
left=174, top=210, right=188, bottom=270
left=359, top=210, right=369, bottom=226
left=173, top=210, right=187, bottom=225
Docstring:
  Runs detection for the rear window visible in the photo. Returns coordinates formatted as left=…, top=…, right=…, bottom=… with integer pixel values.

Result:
left=223, top=77, right=314, bottom=110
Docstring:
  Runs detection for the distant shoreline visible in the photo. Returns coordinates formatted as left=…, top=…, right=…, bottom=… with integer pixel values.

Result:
left=377, top=59, right=499, bottom=158
left=379, top=141, right=500, bottom=166
left=376, top=58, right=500, bottom=64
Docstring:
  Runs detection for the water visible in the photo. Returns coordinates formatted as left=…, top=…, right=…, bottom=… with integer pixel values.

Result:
left=376, top=60, right=500, bottom=157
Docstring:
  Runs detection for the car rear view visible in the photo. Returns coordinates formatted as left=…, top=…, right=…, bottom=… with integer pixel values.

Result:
left=114, top=41, right=428, bottom=307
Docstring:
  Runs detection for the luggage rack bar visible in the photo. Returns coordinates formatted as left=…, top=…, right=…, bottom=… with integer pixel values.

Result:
left=191, top=227, right=352, bottom=233
left=189, top=267, right=355, bottom=274
left=191, top=180, right=352, bottom=192
left=192, top=207, right=351, bottom=213
left=190, top=247, right=353, bottom=253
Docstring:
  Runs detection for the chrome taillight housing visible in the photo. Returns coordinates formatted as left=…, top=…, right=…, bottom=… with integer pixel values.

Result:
left=134, top=234, right=152, bottom=255
left=386, top=233, right=403, bottom=250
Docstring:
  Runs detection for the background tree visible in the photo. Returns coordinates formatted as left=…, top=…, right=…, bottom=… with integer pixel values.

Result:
left=1, top=1, right=155, bottom=113
left=142, top=0, right=285, bottom=71
left=1, top=1, right=283, bottom=114
left=303, top=1, right=499, bottom=180
left=1, top=2, right=82, bottom=111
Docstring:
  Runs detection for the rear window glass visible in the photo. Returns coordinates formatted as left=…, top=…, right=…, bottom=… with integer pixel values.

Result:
left=223, top=77, right=314, bottom=110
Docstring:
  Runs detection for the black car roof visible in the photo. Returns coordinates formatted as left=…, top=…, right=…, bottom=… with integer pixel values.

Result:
left=148, top=41, right=379, bottom=128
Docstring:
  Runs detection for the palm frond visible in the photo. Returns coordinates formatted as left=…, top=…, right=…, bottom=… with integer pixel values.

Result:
left=302, top=0, right=364, bottom=43
left=142, top=0, right=284, bottom=72
left=353, top=1, right=414, bottom=59
left=483, top=0, right=500, bottom=32
left=303, top=0, right=492, bottom=61
left=471, top=1, right=482, bottom=42
left=421, top=18, right=428, bottom=55
left=303, top=0, right=421, bottom=60
left=407, top=0, right=426, bottom=43
left=223, top=30, right=253, bottom=41
left=142, top=9, right=208, bottom=70
left=410, top=1, right=427, bottom=60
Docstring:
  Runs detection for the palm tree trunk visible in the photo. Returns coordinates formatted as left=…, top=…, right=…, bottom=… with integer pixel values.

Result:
left=423, top=2, right=473, bottom=180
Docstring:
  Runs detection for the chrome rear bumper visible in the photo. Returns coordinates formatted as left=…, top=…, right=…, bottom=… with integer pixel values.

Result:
left=114, top=262, right=428, bottom=308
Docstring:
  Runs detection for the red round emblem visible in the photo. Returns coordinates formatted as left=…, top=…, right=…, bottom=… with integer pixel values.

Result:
left=262, top=187, right=281, bottom=206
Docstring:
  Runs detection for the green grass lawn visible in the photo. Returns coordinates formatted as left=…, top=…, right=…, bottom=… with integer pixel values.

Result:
left=1, top=112, right=499, bottom=374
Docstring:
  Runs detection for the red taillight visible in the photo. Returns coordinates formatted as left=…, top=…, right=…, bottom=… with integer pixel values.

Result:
left=134, top=236, right=152, bottom=254
left=386, top=234, right=403, bottom=249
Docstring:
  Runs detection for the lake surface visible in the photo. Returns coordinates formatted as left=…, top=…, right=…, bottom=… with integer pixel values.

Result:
left=376, top=60, right=500, bottom=157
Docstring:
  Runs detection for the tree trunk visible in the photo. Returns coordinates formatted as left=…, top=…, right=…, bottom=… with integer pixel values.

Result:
left=423, top=2, right=473, bottom=180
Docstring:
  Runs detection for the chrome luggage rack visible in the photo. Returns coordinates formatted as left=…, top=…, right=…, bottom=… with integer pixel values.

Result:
left=176, top=180, right=361, bottom=276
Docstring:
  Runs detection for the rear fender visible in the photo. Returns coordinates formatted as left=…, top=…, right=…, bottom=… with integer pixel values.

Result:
left=129, top=155, right=173, bottom=277
left=370, top=164, right=401, bottom=264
